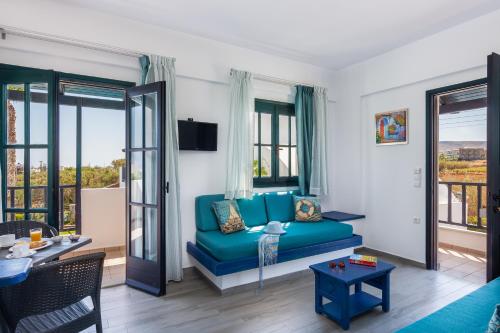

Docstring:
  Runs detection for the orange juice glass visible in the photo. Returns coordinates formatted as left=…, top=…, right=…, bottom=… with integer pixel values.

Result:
left=30, top=228, right=42, bottom=242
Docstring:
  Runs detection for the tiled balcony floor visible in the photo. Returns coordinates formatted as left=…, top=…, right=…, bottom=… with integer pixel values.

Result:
left=438, top=246, right=486, bottom=284
left=61, top=246, right=126, bottom=288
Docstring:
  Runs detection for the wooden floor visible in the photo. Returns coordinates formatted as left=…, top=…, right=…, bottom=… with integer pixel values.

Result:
left=83, top=250, right=486, bottom=333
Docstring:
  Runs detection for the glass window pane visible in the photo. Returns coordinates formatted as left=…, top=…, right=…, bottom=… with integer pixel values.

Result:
left=144, top=150, right=157, bottom=205
left=254, top=113, right=259, bottom=143
left=261, top=113, right=272, bottom=144
left=279, top=147, right=290, bottom=177
left=6, top=148, right=24, bottom=208
left=60, top=186, right=76, bottom=231
left=30, top=149, right=48, bottom=208
left=131, top=151, right=143, bottom=203
left=31, top=188, right=47, bottom=208
left=291, top=147, right=298, bottom=177
left=145, top=207, right=157, bottom=262
left=145, top=93, right=157, bottom=148
left=253, top=146, right=259, bottom=177
left=261, top=146, right=272, bottom=178
left=131, top=96, right=142, bottom=148
left=291, top=116, right=296, bottom=145
left=279, top=115, right=289, bottom=145
left=6, top=212, right=26, bottom=221
left=130, top=205, right=143, bottom=258
left=30, top=83, right=48, bottom=144
left=30, top=213, right=47, bottom=223
left=82, top=106, right=125, bottom=189
left=7, top=84, right=24, bottom=145
left=59, top=104, right=77, bottom=185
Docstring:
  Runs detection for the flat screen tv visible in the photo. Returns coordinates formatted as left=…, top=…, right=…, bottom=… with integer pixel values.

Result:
left=178, top=120, right=218, bottom=151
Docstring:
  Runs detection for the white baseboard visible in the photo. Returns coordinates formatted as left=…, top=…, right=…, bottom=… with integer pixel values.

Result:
left=191, top=247, right=354, bottom=291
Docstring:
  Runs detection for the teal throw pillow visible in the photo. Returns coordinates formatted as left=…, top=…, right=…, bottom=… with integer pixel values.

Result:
left=294, top=196, right=322, bottom=222
left=488, top=304, right=500, bottom=333
left=212, top=200, right=246, bottom=234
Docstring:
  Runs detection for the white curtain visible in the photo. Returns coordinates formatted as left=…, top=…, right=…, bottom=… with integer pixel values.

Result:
left=145, top=55, right=183, bottom=282
left=310, top=86, right=329, bottom=196
left=225, top=69, right=254, bottom=199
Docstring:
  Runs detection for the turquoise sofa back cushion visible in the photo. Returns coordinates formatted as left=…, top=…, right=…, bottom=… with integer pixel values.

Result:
left=196, top=193, right=270, bottom=231
left=264, top=192, right=296, bottom=222
left=237, top=194, right=268, bottom=227
left=195, top=194, right=225, bottom=231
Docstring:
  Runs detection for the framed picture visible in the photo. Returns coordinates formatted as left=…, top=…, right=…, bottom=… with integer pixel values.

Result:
left=375, top=108, right=408, bottom=145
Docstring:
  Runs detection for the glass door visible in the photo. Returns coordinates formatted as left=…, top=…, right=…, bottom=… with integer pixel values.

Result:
left=125, top=81, right=166, bottom=296
left=0, top=65, right=56, bottom=227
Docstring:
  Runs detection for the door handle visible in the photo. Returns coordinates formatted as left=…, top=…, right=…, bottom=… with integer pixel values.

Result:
left=494, top=206, right=500, bottom=214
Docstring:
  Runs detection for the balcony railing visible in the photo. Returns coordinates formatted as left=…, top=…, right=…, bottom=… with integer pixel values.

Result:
left=6, top=185, right=79, bottom=232
left=439, top=181, right=486, bottom=230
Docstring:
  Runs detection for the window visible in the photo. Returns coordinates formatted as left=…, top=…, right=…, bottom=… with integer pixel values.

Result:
left=254, top=99, right=298, bottom=187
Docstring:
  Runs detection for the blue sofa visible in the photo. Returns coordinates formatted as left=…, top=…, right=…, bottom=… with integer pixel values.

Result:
left=397, top=277, right=500, bottom=333
left=187, top=191, right=362, bottom=276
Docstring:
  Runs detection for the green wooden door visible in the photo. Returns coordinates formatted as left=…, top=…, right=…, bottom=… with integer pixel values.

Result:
left=0, top=64, right=57, bottom=229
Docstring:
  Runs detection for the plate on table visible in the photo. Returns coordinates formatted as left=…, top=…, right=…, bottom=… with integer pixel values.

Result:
left=9, top=239, right=54, bottom=252
left=5, top=250, right=37, bottom=259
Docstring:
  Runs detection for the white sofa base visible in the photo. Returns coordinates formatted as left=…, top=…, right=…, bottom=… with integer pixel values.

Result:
left=191, top=247, right=355, bottom=292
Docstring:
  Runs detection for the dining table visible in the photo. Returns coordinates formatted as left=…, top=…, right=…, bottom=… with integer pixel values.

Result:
left=0, top=236, right=92, bottom=288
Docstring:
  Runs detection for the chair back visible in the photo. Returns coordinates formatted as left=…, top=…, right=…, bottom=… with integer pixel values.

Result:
left=0, top=220, right=57, bottom=238
left=0, top=252, right=105, bottom=331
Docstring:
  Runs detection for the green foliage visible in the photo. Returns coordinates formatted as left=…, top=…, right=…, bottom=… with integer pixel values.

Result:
left=253, top=159, right=268, bottom=177
left=376, top=131, right=381, bottom=144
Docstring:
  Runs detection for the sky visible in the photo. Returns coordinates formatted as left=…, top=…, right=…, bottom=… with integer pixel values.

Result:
left=11, top=101, right=125, bottom=167
left=439, top=108, right=486, bottom=142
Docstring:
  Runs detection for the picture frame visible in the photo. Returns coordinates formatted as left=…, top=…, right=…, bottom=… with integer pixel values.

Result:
left=375, top=108, right=408, bottom=145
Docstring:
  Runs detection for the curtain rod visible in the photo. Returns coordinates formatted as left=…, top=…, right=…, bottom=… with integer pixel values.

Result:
left=0, top=26, right=144, bottom=58
left=232, top=68, right=315, bottom=88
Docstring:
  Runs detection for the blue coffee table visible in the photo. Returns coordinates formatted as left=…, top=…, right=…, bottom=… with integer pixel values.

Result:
left=310, top=257, right=395, bottom=330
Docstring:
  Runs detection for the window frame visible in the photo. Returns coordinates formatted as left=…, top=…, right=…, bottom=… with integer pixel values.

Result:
left=254, top=99, right=298, bottom=187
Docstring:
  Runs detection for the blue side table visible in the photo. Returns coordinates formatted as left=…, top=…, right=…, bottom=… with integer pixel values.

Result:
left=310, top=257, right=395, bottom=330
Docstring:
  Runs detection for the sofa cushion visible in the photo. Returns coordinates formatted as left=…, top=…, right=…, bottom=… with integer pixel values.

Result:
left=212, top=200, right=246, bottom=234
left=196, top=194, right=269, bottom=231
left=397, top=277, right=500, bottom=333
left=294, top=196, right=322, bottom=222
left=237, top=194, right=268, bottom=227
left=195, top=194, right=225, bottom=231
left=196, top=220, right=353, bottom=261
left=264, top=192, right=296, bottom=222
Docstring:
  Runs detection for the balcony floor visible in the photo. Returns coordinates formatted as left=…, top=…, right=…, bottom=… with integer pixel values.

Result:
left=438, top=246, right=486, bottom=284
left=61, top=246, right=125, bottom=287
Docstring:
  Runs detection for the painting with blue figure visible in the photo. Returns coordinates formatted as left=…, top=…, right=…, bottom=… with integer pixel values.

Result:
left=375, top=109, right=408, bottom=145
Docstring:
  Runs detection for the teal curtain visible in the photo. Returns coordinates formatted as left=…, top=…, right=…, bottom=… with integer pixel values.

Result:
left=140, top=55, right=183, bottom=282
left=225, top=69, right=254, bottom=199
left=295, top=86, right=314, bottom=195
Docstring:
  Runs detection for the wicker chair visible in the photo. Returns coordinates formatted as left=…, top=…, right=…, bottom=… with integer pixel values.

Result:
left=0, top=220, right=57, bottom=238
left=0, top=252, right=105, bottom=333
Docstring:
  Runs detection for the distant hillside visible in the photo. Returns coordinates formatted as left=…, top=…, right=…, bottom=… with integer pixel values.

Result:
left=439, top=141, right=486, bottom=152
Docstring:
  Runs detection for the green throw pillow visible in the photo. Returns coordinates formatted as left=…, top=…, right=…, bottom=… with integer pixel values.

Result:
left=294, top=196, right=322, bottom=222
left=212, top=200, right=246, bottom=234
left=488, top=304, right=500, bottom=333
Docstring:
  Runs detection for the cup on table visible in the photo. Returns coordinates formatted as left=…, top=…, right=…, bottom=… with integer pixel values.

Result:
left=30, top=228, right=42, bottom=242
left=12, top=243, right=30, bottom=258
left=0, top=234, right=15, bottom=248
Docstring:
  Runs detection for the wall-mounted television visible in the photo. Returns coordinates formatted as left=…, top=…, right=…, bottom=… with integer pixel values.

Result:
left=178, top=120, right=218, bottom=151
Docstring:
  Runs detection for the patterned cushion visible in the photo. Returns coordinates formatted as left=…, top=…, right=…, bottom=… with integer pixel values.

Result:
left=488, top=304, right=500, bottom=333
left=294, top=196, right=322, bottom=222
left=212, top=200, right=246, bottom=234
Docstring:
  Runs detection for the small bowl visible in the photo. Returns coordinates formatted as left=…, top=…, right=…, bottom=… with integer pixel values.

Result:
left=51, top=235, right=63, bottom=243
left=68, top=234, right=81, bottom=242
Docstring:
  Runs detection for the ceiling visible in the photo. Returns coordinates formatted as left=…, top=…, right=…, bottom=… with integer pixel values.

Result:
left=62, top=0, right=500, bottom=70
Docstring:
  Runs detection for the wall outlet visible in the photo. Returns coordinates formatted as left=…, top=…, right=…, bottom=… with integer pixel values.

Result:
left=413, top=217, right=421, bottom=224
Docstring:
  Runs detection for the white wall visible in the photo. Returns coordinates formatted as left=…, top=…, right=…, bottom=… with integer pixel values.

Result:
left=0, top=0, right=337, bottom=268
left=81, top=188, right=126, bottom=250
left=332, top=9, right=500, bottom=263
